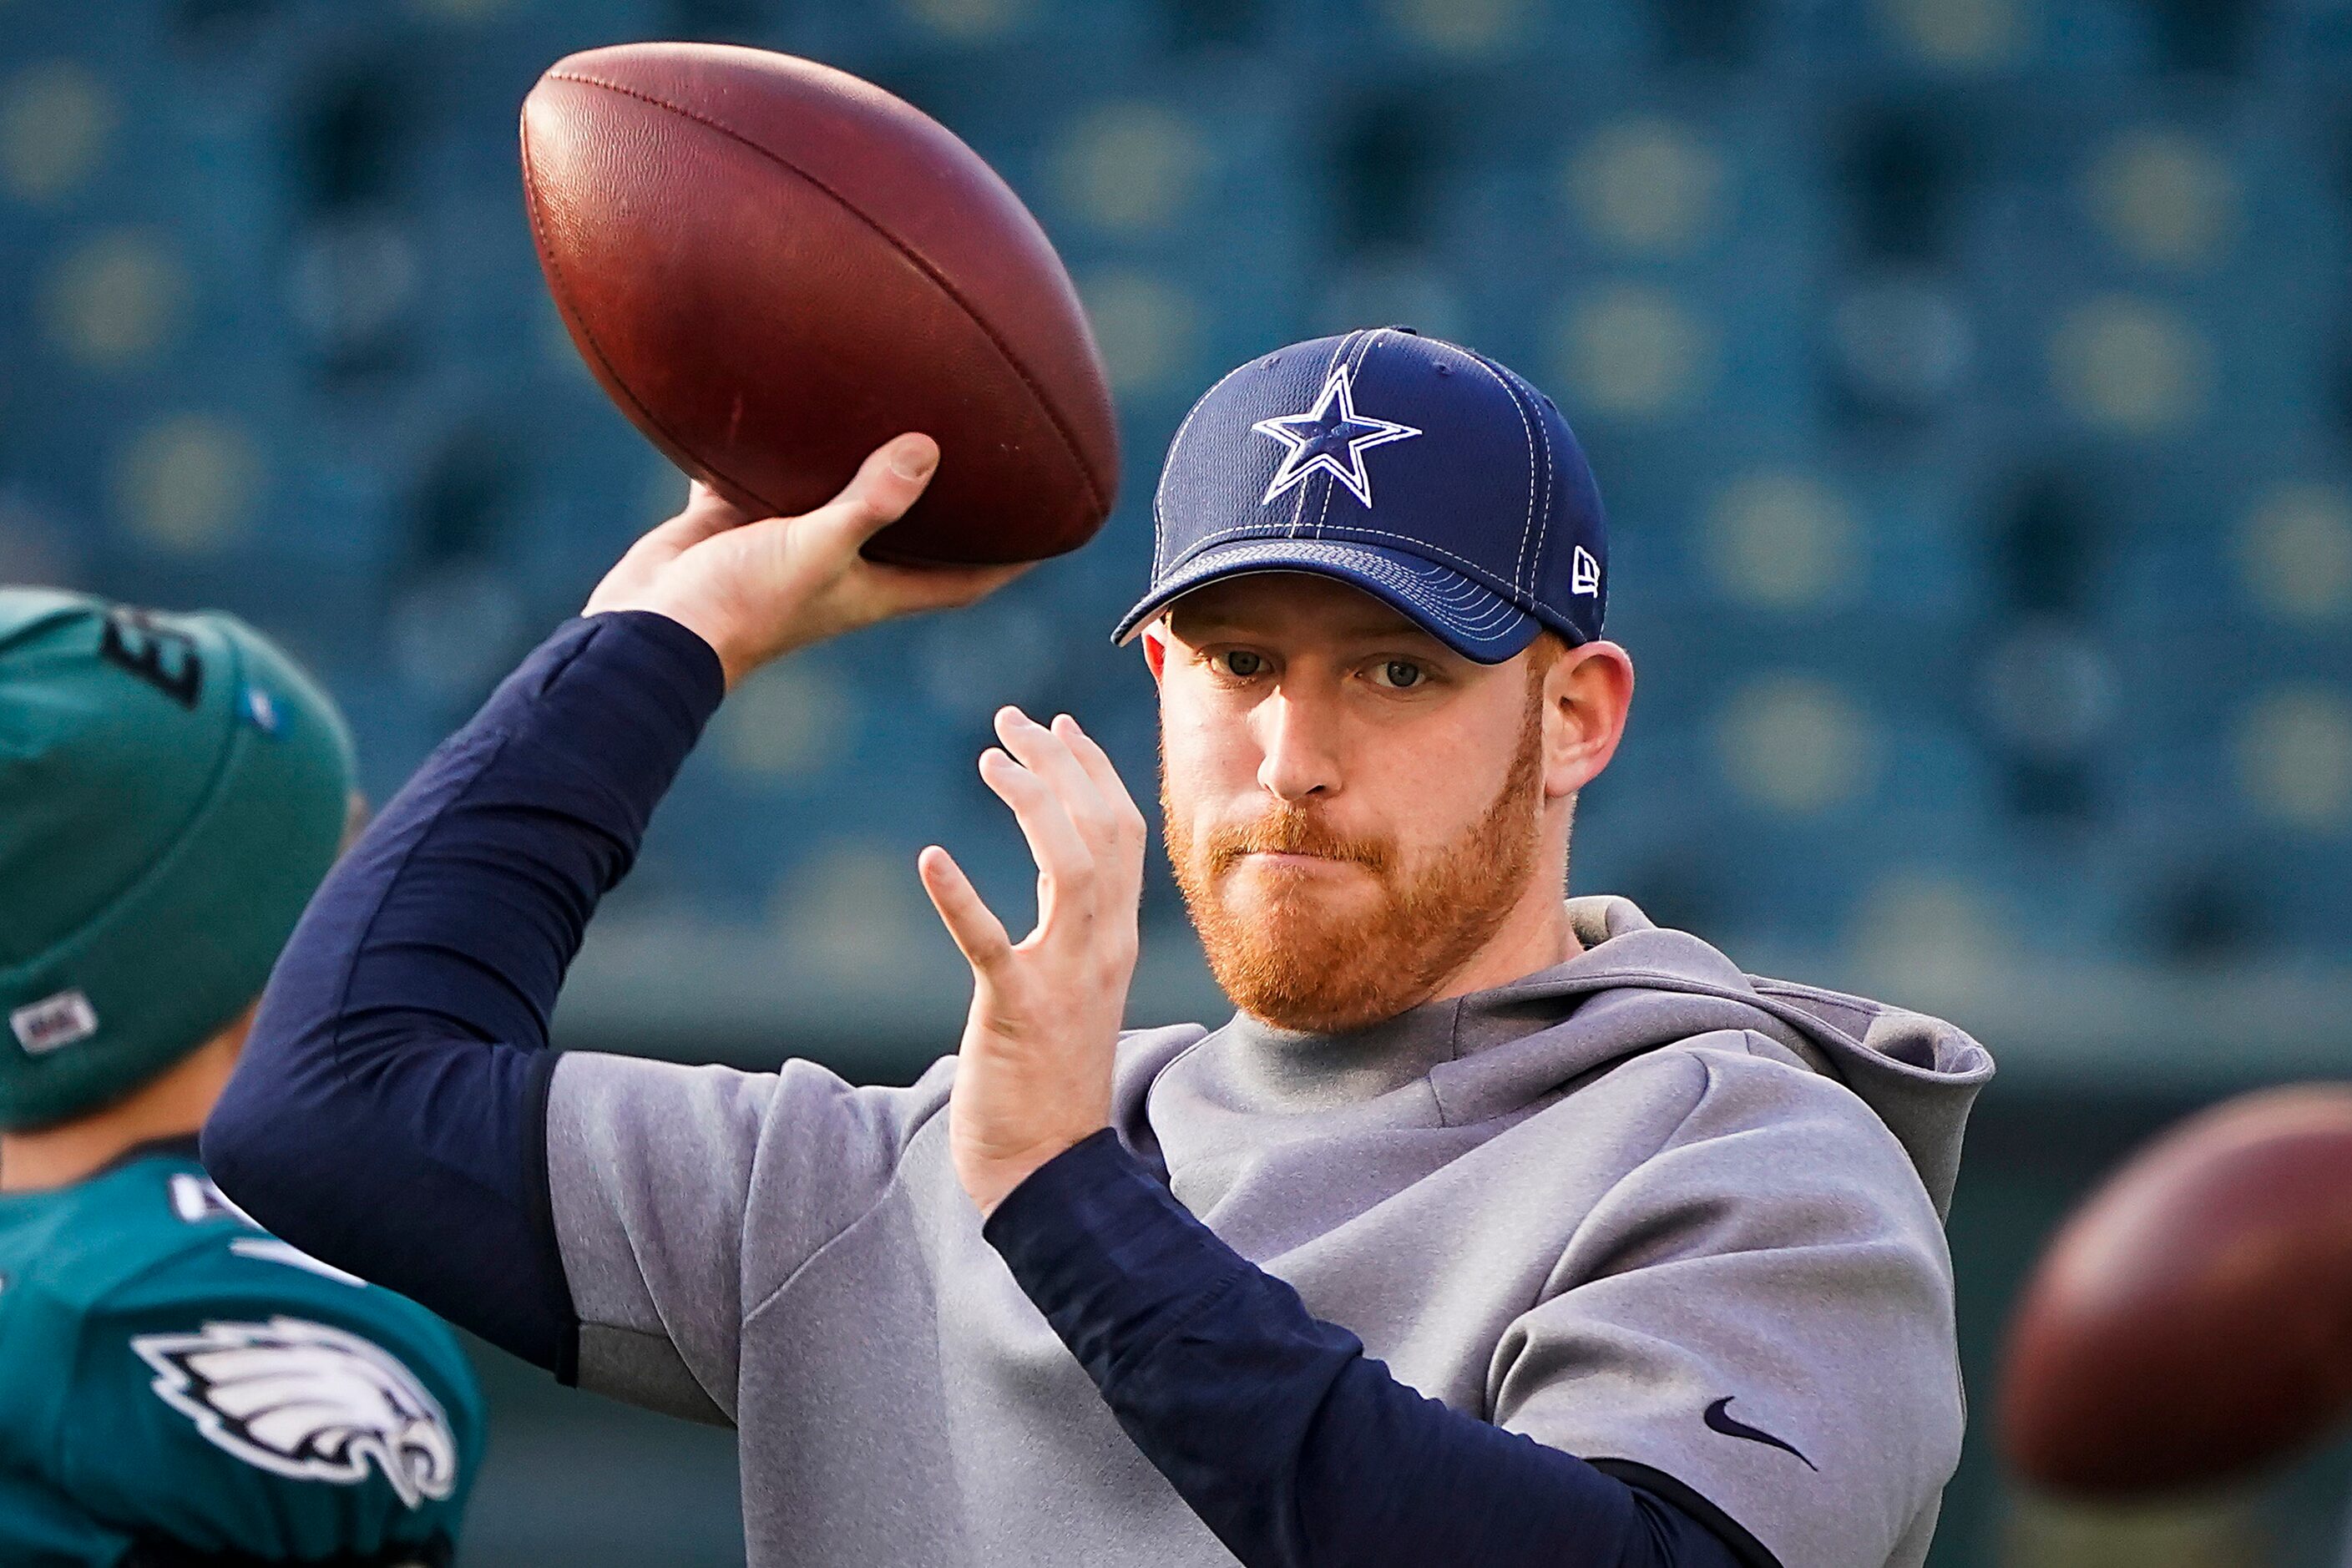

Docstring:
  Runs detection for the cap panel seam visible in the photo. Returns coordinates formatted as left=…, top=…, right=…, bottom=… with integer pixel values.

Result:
left=1448, top=351, right=1539, bottom=594
left=1498, top=357, right=1560, bottom=607
left=1151, top=357, right=1260, bottom=578
left=1305, top=329, right=1383, bottom=542
left=1289, top=331, right=1359, bottom=540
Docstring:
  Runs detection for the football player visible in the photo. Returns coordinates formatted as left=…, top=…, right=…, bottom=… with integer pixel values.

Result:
left=0, top=591, right=483, bottom=1567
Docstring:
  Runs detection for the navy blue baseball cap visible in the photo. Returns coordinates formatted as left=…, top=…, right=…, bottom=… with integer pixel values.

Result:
left=1114, top=326, right=1607, bottom=663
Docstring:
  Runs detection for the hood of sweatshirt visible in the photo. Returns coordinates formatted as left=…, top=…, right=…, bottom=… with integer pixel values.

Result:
left=1125, top=894, right=1994, bottom=1220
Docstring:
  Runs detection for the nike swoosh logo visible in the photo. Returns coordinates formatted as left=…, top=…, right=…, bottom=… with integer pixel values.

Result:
left=1703, top=1397, right=1817, bottom=1470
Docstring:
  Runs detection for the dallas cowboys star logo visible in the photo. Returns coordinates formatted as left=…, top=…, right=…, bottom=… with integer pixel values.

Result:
left=1251, top=363, right=1423, bottom=508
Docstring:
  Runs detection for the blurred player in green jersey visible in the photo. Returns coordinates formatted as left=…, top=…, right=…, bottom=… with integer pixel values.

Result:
left=0, top=589, right=483, bottom=1566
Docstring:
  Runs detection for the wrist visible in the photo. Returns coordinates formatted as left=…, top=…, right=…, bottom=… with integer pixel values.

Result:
left=586, top=602, right=751, bottom=689
left=960, top=1128, right=1105, bottom=1218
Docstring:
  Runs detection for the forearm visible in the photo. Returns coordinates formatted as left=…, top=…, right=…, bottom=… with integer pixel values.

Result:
left=203, top=612, right=723, bottom=1371
left=984, top=1132, right=1750, bottom=1568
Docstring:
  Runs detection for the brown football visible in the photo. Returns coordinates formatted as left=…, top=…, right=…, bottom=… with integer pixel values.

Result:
left=520, top=43, right=1119, bottom=564
left=2000, top=1085, right=2352, bottom=1497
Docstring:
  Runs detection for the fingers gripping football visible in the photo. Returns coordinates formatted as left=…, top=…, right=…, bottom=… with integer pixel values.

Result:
left=921, top=708, right=1147, bottom=1216
left=584, top=434, right=1028, bottom=685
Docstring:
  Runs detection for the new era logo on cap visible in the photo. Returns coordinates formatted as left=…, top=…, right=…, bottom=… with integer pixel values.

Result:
left=11, top=989, right=98, bottom=1055
left=1116, top=326, right=1608, bottom=664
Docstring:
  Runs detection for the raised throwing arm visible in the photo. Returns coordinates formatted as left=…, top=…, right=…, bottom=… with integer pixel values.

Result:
left=203, top=438, right=1018, bottom=1373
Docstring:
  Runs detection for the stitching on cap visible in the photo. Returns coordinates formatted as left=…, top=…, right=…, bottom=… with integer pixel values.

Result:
left=1144, top=542, right=1526, bottom=640
left=1312, top=331, right=1380, bottom=539
left=1474, top=348, right=1558, bottom=606
left=1449, top=350, right=1537, bottom=594
left=1153, top=356, right=1259, bottom=577
left=1164, top=518, right=1534, bottom=602
left=544, top=69, right=1110, bottom=513
left=1308, top=328, right=1382, bottom=541
left=1135, top=559, right=1519, bottom=643
left=1530, top=378, right=1555, bottom=599
left=1221, top=545, right=1520, bottom=632
left=1290, top=331, right=1357, bottom=539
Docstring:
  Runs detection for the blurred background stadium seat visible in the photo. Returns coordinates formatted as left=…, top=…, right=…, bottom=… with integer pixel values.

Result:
left=5, top=0, right=2351, bottom=1561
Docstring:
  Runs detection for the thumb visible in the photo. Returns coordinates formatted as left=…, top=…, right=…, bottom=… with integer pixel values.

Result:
left=918, top=845, right=1014, bottom=979
left=808, top=434, right=940, bottom=552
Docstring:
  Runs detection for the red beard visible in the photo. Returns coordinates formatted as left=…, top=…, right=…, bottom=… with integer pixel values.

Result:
left=1164, top=697, right=1549, bottom=1034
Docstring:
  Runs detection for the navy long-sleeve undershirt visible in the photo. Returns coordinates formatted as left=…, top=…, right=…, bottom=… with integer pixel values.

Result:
left=204, top=611, right=1749, bottom=1568
left=988, top=1132, right=1754, bottom=1567
left=205, top=614, right=720, bottom=1371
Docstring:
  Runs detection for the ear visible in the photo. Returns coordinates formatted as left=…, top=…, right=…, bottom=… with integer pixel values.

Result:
left=1541, top=641, right=1635, bottom=801
left=1141, top=622, right=1170, bottom=685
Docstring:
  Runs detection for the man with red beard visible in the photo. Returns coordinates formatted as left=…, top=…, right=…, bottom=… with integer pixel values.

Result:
left=206, top=329, right=1992, bottom=1568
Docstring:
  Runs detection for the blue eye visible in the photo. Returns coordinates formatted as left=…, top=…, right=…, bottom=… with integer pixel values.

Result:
left=1373, top=660, right=1424, bottom=690
left=1221, top=650, right=1267, bottom=677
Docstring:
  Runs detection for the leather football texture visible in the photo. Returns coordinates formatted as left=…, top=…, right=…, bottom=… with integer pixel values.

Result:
left=2000, top=1084, right=2352, bottom=1496
left=522, top=43, right=1120, bottom=564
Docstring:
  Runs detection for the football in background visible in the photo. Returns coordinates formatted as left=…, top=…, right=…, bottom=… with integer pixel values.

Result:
left=2000, top=1084, right=2352, bottom=1497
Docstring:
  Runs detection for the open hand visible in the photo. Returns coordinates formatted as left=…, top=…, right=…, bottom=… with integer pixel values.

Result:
left=920, top=707, right=1147, bottom=1216
left=584, top=435, right=1027, bottom=686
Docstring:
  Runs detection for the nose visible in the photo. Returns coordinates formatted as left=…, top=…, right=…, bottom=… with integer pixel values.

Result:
left=1254, top=686, right=1342, bottom=803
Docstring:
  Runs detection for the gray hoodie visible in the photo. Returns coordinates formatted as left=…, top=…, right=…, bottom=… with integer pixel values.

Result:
left=545, top=895, right=1992, bottom=1568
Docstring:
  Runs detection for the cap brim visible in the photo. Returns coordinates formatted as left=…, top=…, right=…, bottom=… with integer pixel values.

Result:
left=1113, top=539, right=1542, bottom=664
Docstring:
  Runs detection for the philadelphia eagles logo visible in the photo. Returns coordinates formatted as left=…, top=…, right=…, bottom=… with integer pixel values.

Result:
left=132, top=1318, right=458, bottom=1508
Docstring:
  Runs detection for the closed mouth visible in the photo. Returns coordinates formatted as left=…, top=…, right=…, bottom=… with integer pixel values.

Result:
left=1233, top=850, right=1372, bottom=872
